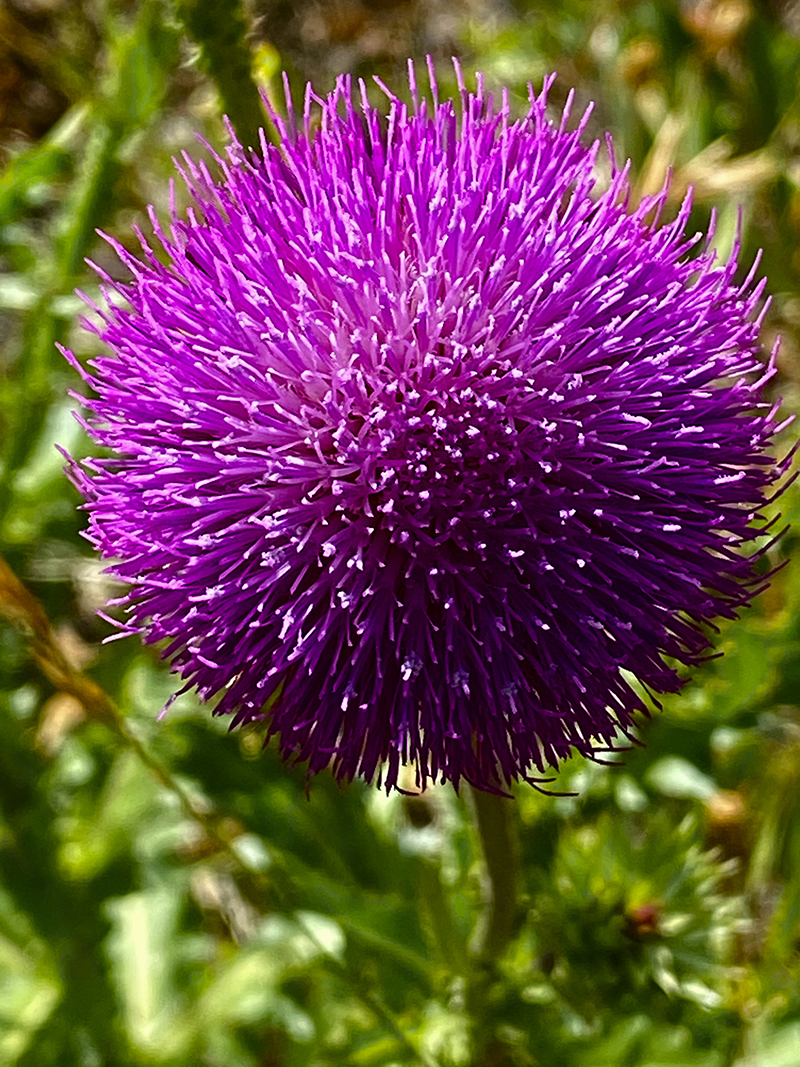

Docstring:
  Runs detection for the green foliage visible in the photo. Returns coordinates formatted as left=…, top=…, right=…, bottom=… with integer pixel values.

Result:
left=2, top=1, right=800, bottom=1064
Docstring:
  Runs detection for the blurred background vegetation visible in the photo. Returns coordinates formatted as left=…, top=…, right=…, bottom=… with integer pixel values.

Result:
left=2, top=0, right=800, bottom=1064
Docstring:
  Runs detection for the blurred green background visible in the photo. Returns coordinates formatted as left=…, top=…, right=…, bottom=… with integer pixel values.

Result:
left=2, top=1, right=800, bottom=1064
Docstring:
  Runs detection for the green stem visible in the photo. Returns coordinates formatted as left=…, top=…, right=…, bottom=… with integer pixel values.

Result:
left=468, top=786, right=521, bottom=964
left=465, top=786, right=522, bottom=1063
left=173, top=0, right=265, bottom=149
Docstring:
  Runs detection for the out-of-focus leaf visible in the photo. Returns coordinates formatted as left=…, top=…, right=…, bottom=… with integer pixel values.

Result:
left=736, top=1022, right=800, bottom=1067
left=58, top=749, right=162, bottom=881
left=645, top=757, right=717, bottom=801
left=0, top=143, right=70, bottom=226
left=0, top=886, right=60, bottom=1066
left=104, top=883, right=190, bottom=1058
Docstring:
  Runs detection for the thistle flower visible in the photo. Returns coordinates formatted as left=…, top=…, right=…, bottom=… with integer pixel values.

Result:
left=65, top=61, right=790, bottom=792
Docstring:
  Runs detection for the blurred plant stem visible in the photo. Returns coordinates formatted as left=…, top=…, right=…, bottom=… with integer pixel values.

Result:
left=466, top=785, right=522, bottom=1061
left=0, top=555, right=438, bottom=1067
left=468, top=786, right=521, bottom=963
left=173, top=0, right=266, bottom=149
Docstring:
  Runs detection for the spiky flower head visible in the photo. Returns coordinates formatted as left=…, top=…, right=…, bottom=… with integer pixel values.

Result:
left=65, top=61, right=790, bottom=793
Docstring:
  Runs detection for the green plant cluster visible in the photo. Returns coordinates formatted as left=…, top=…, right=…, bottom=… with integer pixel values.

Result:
left=2, top=1, right=800, bottom=1065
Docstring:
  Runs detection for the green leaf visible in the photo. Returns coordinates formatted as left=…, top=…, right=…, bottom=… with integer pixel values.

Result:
left=645, top=758, right=717, bottom=802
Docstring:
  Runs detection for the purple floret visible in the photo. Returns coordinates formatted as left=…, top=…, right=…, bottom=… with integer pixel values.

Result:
left=64, top=60, right=791, bottom=792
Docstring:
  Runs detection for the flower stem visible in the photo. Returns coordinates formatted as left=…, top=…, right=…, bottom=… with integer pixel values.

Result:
left=465, top=786, right=522, bottom=1063
left=468, top=786, right=521, bottom=964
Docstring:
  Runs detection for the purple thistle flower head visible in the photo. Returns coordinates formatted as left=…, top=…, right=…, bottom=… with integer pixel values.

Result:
left=65, top=60, right=791, bottom=793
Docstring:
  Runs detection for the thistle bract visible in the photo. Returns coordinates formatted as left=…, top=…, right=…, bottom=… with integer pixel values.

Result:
left=66, top=62, right=789, bottom=792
